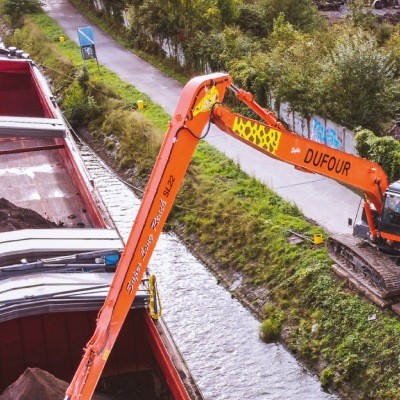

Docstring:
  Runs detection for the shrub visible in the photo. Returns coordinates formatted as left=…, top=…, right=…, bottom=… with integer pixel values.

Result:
left=1, top=0, right=41, bottom=26
left=101, top=108, right=161, bottom=176
left=355, top=128, right=400, bottom=182
left=259, top=318, right=282, bottom=342
left=6, top=21, right=75, bottom=91
left=318, top=31, right=400, bottom=132
left=320, top=367, right=335, bottom=390
left=103, top=137, right=115, bottom=151
left=259, top=303, right=285, bottom=343
left=62, top=81, right=100, bottom=127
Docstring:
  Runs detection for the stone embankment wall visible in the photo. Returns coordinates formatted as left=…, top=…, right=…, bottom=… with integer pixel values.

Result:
left=275, top=99, right=357, bottom=154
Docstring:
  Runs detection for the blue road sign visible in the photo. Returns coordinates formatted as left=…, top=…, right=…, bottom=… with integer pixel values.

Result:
left=78, top=26, right=95, bottom=47
left=78, top=26, right=98, bottom=63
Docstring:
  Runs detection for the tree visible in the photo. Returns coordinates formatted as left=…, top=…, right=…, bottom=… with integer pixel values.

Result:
left=99, top=0, right=127, bottom=24
left=383, top=26, right=400, bottom=78
left=217, top=0, right=241, bottom=25
left=257, top=15, right=324, bottom=117
left=261, top=0, right=323, bottom=33
left=208, top=27, right=261, bottom=71
left=355, top=128, right=400, bottom=182
left=1, top=0, right=41, bottom=26
left=317, top=30, right=400, bottom=132
left=347, top=0, right=376, bottom=31
left=237, top=3, right=269, bottom=37
left=237, top=0, right=323, bottom=38
left=129, top=0, right=224, bottom=71
left=230, top=52, right=271, bottom=106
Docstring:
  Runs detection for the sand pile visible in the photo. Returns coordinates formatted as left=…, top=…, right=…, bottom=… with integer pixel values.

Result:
left=0, top=368, right=114, bottom=400
left=0, top=198, right=57, bottom=232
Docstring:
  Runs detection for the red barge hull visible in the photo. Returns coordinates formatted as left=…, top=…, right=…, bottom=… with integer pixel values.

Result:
left=0, top=49, right=201, bottom=399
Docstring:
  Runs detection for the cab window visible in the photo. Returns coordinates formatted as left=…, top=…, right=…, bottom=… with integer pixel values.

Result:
left=382, top=194, right=400, bottom=224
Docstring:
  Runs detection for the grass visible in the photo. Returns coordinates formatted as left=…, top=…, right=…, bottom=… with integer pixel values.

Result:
left=24, top=12, right=171, bottom=133
left=4, top=9, right=400, bottom=399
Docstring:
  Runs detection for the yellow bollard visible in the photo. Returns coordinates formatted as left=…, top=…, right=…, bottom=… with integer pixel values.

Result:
left=313, top=234, right=324, bottom=245
left=59, top=37, right=65, bottom=43
left=137, top=99, right=144, bottom=110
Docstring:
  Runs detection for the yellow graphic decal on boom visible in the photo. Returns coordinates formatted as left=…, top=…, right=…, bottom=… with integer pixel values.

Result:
left=102, top=349, right=111, bottom=361
left=233, top=116, right=281, bottom=155
left=193, top=86, right=219, bottom=116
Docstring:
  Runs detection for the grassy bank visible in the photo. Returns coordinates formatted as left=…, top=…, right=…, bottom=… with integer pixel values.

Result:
left=3, top=9, right=400, bottom=400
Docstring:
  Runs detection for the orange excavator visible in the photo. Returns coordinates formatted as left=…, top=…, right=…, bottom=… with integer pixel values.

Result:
left=65, top=72, right=400, bottom=399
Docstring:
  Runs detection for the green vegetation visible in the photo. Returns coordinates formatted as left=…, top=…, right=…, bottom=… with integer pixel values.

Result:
left=320, top=367, right=335, bottom=390
left=70, top=0, right=400, bottom=135
left=259, top=303, right=285, bottom=342
left=0, top=0, right=41, bottom=25
left=67, top=0, right=400, bottom=176
left=68, top=0, right=189, bottom=84
left=356, top=128, right=400, bottom=182
left=3, top=4, right=400, bottom=399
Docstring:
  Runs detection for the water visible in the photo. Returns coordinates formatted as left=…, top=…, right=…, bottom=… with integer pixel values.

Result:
left=79, top=144, right=337, bottom=400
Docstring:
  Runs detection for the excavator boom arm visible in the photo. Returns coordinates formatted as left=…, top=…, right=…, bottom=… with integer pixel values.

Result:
left=66, top=72, right=390, bottom=398
left=65, top=73, right=232, bottom=399
left=212, top=105, right=389, bottom=214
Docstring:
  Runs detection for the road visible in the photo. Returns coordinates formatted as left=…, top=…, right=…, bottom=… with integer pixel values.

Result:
left=44, top=0, right=361, bottom=235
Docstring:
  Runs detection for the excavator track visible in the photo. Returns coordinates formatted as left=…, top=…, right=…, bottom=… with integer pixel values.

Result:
left=327, top=234, right=400, bottom=303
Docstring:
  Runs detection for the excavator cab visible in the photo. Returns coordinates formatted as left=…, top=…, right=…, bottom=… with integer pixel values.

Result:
left=379, top=183, right=400, bottom=236
left=353, top=183, right=400, bottom=242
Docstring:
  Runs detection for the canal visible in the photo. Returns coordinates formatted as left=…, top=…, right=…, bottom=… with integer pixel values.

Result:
left=79, top=144, right=338, bottom=400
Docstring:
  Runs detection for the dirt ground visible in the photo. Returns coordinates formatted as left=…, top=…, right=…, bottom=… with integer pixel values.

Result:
left=0, top=368, right=114, bottom=400
left=0, top=198, right=58, bottom=232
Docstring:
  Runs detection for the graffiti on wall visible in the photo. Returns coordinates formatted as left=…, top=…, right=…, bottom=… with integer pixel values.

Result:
left=273, top=98, right=356, bottom=154
left=311, top=118, right=342, bottom=150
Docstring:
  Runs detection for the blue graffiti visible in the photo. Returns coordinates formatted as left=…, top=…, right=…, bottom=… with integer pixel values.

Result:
left=311, top=119, right=341, bottom=149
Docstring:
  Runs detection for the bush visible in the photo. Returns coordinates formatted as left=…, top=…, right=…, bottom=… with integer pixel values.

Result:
left=62, top=81, right=100, bottom=127
left=355, top=128, right=400, bottom=182
left=1, top=0, right=42, bottom=26
left=259, top=303, right=285, bottom=343
left=318, top=31, right=400, bottom=132
left=320, top=367, right=335, bottom=390
left=6, top=21, right=75, bottom=91
left=259, top=318, right=282, bottom=342
left=103, top=137, right=116, bottom=151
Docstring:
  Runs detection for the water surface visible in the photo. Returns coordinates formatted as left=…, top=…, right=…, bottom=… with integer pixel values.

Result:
left=80, top=145, right=337, bottom=400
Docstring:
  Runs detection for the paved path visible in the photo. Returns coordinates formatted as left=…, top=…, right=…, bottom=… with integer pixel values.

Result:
left=44, top=0, right=360, bottom=235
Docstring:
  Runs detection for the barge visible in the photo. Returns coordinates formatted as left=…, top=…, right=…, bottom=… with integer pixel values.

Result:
left=0, top=47, right=201, bottom=399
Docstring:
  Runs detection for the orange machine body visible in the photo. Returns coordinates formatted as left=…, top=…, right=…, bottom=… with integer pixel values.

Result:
left=66, top=73, right=396, bottom=399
